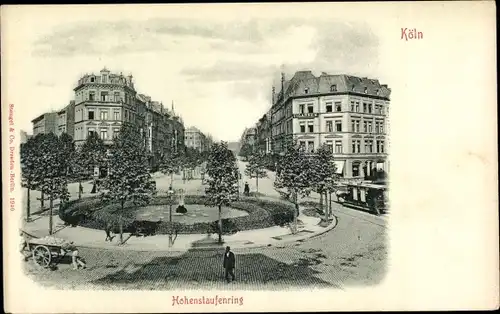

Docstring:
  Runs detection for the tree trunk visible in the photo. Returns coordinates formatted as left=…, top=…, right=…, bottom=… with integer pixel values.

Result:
left=319, top=191, right=323, bottom=214
left=329, top=192, right=333, bottom=217
left=41, top=191, right=45, bottom=208
left=218, top=205, right=222, bottom=244
left=49, top=194, right=53, bottom=235
left=27, top=187, right=31, bottom=221
left=170, top=172, right=174, bottom=188
left=119, top=201, right=124, bottom=244
left=292, top=192, right=298, bottom=234
left=256, top=175, right=259, bottom=194
left=78, top=181, right=82, bottom=199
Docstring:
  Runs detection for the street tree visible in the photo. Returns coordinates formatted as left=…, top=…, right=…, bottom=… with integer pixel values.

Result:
left=310, top=145, right=337, bottom=220
left=101, top=124, right=156, bottom=244
left=20, top=134, right=43, bottom=221
left=244, top=150, right=268, bottom=194
left=160, top=149, right=183, bottom=189
left=36, top=133, right=69, bottom=234
left=205, top=142, right=239, bottom=244
left=273, top=140, right=315, bottom=234
left=74, top=132, right=107, bottom=197
left=238, top=142, right=253, bottom=161
left=59, top=133, right=75, bottom=207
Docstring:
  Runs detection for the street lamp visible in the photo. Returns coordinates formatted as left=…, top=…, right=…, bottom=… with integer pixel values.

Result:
left=168, top=187, right=175, bottom=247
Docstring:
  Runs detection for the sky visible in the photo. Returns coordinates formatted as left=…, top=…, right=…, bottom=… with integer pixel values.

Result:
left=4, top=4, right=392, bottom=142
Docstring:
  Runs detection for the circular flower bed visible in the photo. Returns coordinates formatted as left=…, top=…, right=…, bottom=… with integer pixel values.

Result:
left=59, top=195, right=295, bottom=236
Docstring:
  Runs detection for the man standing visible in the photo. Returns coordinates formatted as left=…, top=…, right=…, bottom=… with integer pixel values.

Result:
left=223, top=246, right=236, bottom=283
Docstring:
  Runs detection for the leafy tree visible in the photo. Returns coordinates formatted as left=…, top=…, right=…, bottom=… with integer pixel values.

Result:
left=273, top=140, right=315, bottom=234
left=310, top=145, right=338, bottom=220
left=59, top=133, right=75, bottom=207
left=160, top=149, right=183, bottom=189
left=205, top=142, right=239, bottom=243
left=74, top=132, right=107, bottom=197
left=20, top=134, right=42, bottom=221
left=36, top=133, right=69, bottom=234
left=238, top=142, right=253, bottom=161
left=101, top=124, right=156, bottom=244
left=244, top=150, right=268, bottom=194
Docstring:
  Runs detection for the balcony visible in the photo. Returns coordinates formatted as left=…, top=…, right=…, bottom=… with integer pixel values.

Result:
left=293, top=113, right=318, bottom=119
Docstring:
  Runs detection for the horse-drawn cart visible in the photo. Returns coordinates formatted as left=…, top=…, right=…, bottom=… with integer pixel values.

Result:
left=25, top=236, right=76, bottom=268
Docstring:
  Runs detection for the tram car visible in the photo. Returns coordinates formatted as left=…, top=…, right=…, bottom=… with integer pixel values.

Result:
left=340, top=182, right=388, bottom=215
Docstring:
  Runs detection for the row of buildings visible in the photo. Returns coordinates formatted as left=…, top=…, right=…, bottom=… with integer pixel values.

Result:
left=31, top=68, right=212, bottom=171
left=241, top=70, right=390, bottom=182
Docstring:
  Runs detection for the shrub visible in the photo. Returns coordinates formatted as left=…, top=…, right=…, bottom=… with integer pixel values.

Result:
left=176, top=205, right=188, bottom=214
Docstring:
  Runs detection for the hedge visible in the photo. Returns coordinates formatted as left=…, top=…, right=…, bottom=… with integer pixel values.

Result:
left=59, top=195, right=295, bottom=235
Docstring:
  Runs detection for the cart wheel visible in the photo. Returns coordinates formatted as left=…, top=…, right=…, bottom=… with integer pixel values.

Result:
left=32, top=245, right=51, bottom=267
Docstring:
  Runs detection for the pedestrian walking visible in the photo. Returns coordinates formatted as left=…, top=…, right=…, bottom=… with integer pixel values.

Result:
left=105, top=222, right=113, bottom=242
left=71, top=245, right=86, bottom=270
left=223, top=246, right=236, bottom=283
left=244, top=182, right=250, bottom=196
left=79, top=184, right=84, bottom=195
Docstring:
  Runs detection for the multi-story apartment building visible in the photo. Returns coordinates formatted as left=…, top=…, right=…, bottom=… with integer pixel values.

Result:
left=184, top=126, right=210, bottom=152
left=32, top=112, right=57, bottom=136
left=240, top=127, right=257, bottom=149
left=255, top=111, right=272, bottom=154
left=56, top=100, right=76, bottom=138
left=269, top=70, right=391, bottom=180
left=32, top=68, right=187, bottom=172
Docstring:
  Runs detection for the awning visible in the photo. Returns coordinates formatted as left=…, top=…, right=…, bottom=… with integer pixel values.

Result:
left=333, top=160, right=345, bottom=174
left=376, top=162, right=384, bottom=170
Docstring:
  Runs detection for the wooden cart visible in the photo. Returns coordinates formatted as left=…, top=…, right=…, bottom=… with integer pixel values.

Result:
left=25, top=237, right=74, bottom=268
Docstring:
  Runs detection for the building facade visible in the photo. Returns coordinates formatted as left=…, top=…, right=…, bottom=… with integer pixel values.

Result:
left=32, top=112, right=57, bottom=136
left=262, top=70, right=391, bottom=180
left=32, top=68, right=187, bottom=171
left=184, top=126, right=211, bottom=152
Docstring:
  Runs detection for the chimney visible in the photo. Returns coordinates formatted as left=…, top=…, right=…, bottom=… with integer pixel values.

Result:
left=281, top=72, right=285, bottom=97
left=272, top=86, right=275, bottom=103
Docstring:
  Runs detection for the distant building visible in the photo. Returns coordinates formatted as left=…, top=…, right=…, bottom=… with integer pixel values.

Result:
left=32, top=112, right=57, bottom=136
left=184, top=126, right=211, bottom=152
left=56, top=100, right=76, bottom=138
left=240, top=127, right=256, bottom=149
left=20, top=130, right=29, bottom=144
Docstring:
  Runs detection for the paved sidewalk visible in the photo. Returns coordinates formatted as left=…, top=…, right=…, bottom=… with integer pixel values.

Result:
left=22, top=204, right=337, bottom=252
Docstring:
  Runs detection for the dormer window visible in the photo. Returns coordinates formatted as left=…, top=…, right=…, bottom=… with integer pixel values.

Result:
left=102, top=75, right=107, bottom=83
left=364, top=87, right=368, bottom=94
left=90, top=77, right=95, bottom=83
left=304, top=88, right=309, bottom=94
left=352, top=85, right=355, bottom=91
left=330, top=84, right=337, bottom=92
left=376, top=89, right=380, bottom=95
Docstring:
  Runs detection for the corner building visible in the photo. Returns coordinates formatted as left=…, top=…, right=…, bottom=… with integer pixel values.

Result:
left=271, top=71, right=390, bottom=181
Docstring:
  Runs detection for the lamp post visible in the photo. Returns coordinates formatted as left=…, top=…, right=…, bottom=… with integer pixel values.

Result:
left=168, top=187, right=174, bottom=247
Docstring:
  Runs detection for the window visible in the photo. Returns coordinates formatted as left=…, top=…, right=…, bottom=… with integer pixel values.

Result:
left=335, top=140, right=343, bottom=153
left=88, top=127, right=96, bottom=137
left=368, top=121, right=373, bottom=133
left=350, top=101, right=355, bottom=111
left=114, top=111, right=120, bottom=120
left=100, top=92, right=108, bottom=102
left=357, top=140, right=361, bottom=153
left=355, top=102, right=360, bottom=112
left=352, top=141, right=356, bottom=153
left=307, top=122, right=314, bottom=133
left=88, top=110, right=95, bottom=120
left=304, top=88, right=309, bottom=94
left=368, top=104, right=372, bottom=113
left=335, top=102, right=342, bottom=112
left=380, top=122, right=384, bottom=133
left=330, top=84, right=337, bottom=92
left=363, top=103, right=367, bottom=113
left=352, top=85, right=355, bottom=91
left=363, top=121, right=367, bottom=132
left=364, top=87, right=368, bottom=94
left=326, top=121, right=333, bottom=132
left=299, top=141, right=306, bottom=150
left=351, top=120, right=355, bottom=132
left=100, top=129, right=108, bottom=140
left=307, top=104, right=314, bottom=113
left=89, top=92, right=95, bottom=101
left=125, top=110, right=128, bottom=121
left=326, top=102, right=332, bottom=113
left=335, top=120, right=342, bottom=132
left=299, top=104, right=305, bottom=114
left=352, top=163, right=360, bottom=177
left=114, top=92, right=121, bottom=102
left=100, top=110, right=108, bottom=120
left=102, top=75, right=107, bottom=83
left=355, top=120, right=360, bottom=132
left=113, top=128, right=120, bottom=138
left=308, top=141, right=314, bottom=152
left=90, top=77, right=95, bottom=82
left=365, top=140, right=373, bottom=153
left=326, top=140, right=334, bottom=153
left=300, top=122, right=306, bottom=133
